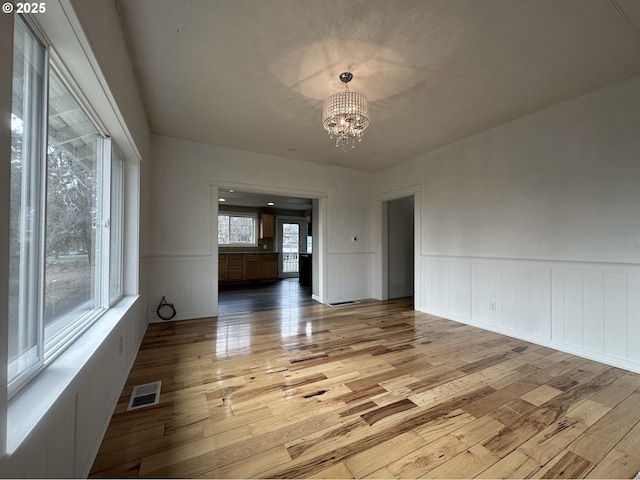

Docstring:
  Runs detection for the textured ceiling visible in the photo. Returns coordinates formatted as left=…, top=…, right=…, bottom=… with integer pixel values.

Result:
left=117, top=0, right=640, bottom=172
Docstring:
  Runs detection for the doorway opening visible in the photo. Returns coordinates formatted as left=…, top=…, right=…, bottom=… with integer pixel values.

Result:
left=385, top=196, right=415, bottom=300
left=214, top=186, right=323, bottom=315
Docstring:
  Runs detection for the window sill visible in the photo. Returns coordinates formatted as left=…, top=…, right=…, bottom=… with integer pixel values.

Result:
left=6, top=295, right=139, bottom=454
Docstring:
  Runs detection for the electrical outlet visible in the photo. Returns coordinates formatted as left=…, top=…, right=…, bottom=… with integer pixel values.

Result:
left=490, top=301, right=497, bottom=311
left=119, top=336, right=124, bottom=355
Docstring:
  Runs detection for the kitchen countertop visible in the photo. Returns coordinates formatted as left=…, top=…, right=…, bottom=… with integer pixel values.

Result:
left=219, top=251, right=279, bottom=254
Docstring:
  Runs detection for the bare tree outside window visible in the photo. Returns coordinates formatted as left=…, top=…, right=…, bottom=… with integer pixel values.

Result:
left=218, top=214, right=257, bottom=245
left=8, top=15, right=125, bottom=395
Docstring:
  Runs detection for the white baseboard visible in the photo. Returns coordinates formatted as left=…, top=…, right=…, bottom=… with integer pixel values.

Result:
left=148, top=310, right=217, bottom=323
left=418, top=305, right=640, bottom=375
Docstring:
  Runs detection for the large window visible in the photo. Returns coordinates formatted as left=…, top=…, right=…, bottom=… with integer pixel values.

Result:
left=9, top=16, right=47, bottom=388
left=8, top=16, right=125, bottom=395
left=218, top=213, right=258, bottom=246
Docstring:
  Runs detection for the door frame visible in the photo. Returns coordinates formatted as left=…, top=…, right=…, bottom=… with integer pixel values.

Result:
left=211, top=181, right=326, bottom=316
left=375, top=185, right=421, bottom=307
left=276, top=216, right=309, bottom=278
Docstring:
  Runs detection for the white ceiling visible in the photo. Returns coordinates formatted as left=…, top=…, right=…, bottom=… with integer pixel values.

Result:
left=116, top=0, right=640, bottom=173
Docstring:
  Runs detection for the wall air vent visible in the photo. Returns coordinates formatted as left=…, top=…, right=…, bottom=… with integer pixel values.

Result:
left=327, top=300, right=360, bottom=307
left=126, top=381, right=162, bottom=411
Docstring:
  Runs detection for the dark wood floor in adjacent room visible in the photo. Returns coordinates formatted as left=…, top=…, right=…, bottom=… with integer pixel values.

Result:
left=218, top=278, right=319, bottom=314
left=90, top=297, right=640, bottom=479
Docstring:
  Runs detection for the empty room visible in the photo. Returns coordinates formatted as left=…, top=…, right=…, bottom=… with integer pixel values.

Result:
left=1, top=0, right=640, bottom=478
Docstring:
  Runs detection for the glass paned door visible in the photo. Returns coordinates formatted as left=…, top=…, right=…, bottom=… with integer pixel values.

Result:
left=281, top=223, right=300, bottom=276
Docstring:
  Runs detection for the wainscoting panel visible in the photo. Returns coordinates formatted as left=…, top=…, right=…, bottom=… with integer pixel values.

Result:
left=147, top=255, right=216, bottom=322
left=326, top=253, right=371, bottom=304
left=550, top=268, right=640, bottom=363
left=582, top=271, right=604, bottom=353
left=471, top=261, right=550, bottom=338
left=629, top=275, right=640, bottom=363
left=604, top=273, right=627, bottom=359
left=419, top=257, right=640, bottom=373
left=421, top=259, right=471, bottom=322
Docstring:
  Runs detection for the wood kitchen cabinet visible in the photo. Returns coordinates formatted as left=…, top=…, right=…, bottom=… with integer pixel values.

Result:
left=218, top=253, right=279, bottom=284
left=259, top=213, right=274, bottom=239
left=244, top=254, right=262, bottom=280
left=218, top=254, right=227, bottom=281
left=226, top=254, right=244, bottom=281
left=261, top=254, right=278, bottom=280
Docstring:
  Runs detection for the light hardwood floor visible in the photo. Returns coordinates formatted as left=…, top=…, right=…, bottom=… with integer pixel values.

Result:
left=90, top=298, right=640, bottom=478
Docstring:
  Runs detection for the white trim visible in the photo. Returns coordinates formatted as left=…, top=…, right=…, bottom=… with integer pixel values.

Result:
left=210, top=180, right=326, bottom=200
left=31, top=0, right=144, bottom=163
left=7, top=296, right=139, bottom=454
left=376, top=184, right=421, bottom=202
left=149, top=310, right=217, bottom=324
left=417, top=254, right=640, bottom=374
left=418, top=254, right=640, bottom=271
left=209, top=181, right=329, bottom=310
left=420, top=304, right=640, bottom=374
left=373, top=185, right=422, bottom=303
left=57, top=0, right=142, bottom=161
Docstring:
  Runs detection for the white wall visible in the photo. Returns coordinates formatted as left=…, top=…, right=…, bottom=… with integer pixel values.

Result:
left=388, top=197, right=414, bottom=298
left=372, top=76, right=640, bottom=373
left=0, top=0, right=150, bottom=477
left=147, top=134, right=372, bottom=320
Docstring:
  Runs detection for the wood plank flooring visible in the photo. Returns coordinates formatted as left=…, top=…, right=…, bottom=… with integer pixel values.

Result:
left=89, top=298, right=640, bottom=479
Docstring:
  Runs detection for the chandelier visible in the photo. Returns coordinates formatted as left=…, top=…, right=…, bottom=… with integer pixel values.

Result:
left=322, top=72, right=370, bottom=149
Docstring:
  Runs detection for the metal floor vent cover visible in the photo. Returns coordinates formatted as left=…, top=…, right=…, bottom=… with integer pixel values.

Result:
left=328, top=300, right=360, bottom=307
left=127, top=381, right=162, bottom=411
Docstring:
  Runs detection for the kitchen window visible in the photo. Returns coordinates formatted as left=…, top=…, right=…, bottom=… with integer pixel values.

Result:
left=218, top=213, right=258, bottom=246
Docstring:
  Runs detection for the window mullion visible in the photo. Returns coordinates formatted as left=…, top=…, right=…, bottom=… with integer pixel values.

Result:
left=109, top=147, right=124, bottom=303
left=34, top=45, right=49, bottom=376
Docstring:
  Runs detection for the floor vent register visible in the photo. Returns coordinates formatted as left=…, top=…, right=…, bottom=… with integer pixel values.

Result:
left=126, top=381, right=162, bottom=411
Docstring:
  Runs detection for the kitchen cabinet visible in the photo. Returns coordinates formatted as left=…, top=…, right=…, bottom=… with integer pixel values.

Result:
left=260, top=213, right=274, bottom=239
left=226, top=254, right=244, bottom=281
left=218, top=253, right=279, bottom=284
left=261, top=254, right=278, bottom=280
left=218, top=254, right=227, bottom=281
left=245, top=254, right=262, bottom=280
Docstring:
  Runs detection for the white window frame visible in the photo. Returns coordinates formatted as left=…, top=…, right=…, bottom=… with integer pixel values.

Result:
left=41, top=64, right=110, bottom=366
left=8, top=14, right=49, bottom=396
left=109, top=146, right=125, bottom=305
left=7, top=17, right=126, bottom=398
